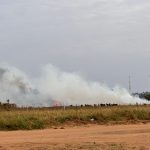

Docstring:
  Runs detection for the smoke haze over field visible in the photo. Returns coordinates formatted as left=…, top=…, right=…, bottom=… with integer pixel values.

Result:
left=0, top=0, right=150, bottom=92
left=0, top=63, right=148, bottom=106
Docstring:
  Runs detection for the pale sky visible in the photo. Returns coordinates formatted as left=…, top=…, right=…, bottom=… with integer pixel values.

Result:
left=0, top=0, right=150, bottom=92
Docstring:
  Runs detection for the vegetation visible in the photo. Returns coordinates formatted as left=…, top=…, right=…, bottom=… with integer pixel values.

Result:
left=133, top=92, right=150, bottom=101
left=139, top=92, right=150, bottom=101
left=0, top=105, right=149, bottom=130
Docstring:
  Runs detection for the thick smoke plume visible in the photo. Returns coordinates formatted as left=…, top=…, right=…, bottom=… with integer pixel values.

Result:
left=0, top=63, right=148, bottom=106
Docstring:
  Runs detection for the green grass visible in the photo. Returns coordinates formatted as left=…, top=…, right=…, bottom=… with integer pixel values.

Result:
left=0, top=105, right=149, bottom=130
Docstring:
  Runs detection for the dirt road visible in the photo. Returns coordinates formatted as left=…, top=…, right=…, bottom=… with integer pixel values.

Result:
left=0, top=123, right=150, bottom=150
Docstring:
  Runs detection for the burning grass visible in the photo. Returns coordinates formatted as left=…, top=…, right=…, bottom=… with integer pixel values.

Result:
left=0, top=105, right=150, bottom=130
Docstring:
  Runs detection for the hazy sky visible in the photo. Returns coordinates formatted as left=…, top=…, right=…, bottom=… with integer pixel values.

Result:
left=0, top=0, right=150, bottom=92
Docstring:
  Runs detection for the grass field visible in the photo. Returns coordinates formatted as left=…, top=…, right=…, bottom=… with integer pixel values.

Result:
left=0, top=105, right=150, bottom=130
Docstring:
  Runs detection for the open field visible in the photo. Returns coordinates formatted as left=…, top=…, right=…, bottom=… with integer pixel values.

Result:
left=0, top=105, right=150, bottom=130
left=0, top=123, right=150, bottom=150
left=0, top=105, right=150, bottom=149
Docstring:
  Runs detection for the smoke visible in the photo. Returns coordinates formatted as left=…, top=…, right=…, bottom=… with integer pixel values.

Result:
left=0, top=63, right=148, bottom=106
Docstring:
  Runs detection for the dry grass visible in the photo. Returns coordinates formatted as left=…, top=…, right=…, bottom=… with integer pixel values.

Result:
left=0, top=105, right=150, bottom=130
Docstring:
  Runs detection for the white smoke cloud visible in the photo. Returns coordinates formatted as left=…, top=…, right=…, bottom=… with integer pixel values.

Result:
left=0, top=63, right=148, bottom=106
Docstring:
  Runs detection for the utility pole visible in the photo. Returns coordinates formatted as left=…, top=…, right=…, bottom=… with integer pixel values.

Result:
left=129, top=75, right=131, bottom=94
left=148, top=75, right=150, bottom=92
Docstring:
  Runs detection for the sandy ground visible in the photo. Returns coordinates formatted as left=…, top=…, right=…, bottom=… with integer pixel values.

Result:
left=0, top=123, right=150, bottom=150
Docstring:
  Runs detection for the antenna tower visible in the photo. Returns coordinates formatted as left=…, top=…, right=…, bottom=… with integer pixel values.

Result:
left=129, top=75, right=131, bottom=94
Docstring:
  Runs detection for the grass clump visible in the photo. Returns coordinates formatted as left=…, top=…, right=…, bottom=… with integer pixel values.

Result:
left=0, top=112, right=44, bottom=130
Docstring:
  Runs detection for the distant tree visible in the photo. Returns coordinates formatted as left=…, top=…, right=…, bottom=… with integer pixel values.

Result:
left=7, top=99, right=10, bottom=104
left=143, top=94, right=150, bottom=101
left=139, top=92, right=150, bottom=101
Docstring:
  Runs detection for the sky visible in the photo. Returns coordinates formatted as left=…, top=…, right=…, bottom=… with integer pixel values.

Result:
left=0, top=0, right=150, bottom=92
